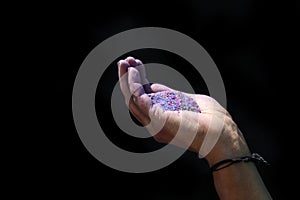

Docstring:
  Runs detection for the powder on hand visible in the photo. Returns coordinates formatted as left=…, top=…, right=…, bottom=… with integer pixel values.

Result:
left=149, top=90, right=201, bottom=113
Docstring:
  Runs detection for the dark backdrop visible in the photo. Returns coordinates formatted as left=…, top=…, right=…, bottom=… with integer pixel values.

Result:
left=51, top=1, right=298, bottom=199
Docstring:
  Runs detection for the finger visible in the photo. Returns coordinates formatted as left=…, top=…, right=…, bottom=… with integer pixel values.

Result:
left=128, top=67, right=145, bottom=97
left=125, top=56, right=137, bottom=66
left=135, top=59, right=147, bottom=83
left=118, top=60, right=129, bottom=78
left=135, top=59, right=153, bottom=93
left=128, top=67, right=152, bottom=115
left=118, top=60, right=131, bottom=105
left=118, top=59, right=151, bottom=127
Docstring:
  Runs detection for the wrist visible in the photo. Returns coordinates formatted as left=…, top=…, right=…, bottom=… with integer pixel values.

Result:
left=204, top=118, right=250, bottom=167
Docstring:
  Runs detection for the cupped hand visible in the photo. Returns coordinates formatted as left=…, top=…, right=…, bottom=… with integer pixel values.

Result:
left=118, top=57, right=250, bottom=165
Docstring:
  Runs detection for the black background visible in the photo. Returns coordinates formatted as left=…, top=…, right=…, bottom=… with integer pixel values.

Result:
left=49, top=1, right=298, bottom=199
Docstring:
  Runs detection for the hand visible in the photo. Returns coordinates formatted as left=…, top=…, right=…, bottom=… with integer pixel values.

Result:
left=118, top=56, right=250, bottom=166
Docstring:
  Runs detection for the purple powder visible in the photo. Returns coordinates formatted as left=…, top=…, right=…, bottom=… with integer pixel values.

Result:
left=149, top=90, right=201, bottom=113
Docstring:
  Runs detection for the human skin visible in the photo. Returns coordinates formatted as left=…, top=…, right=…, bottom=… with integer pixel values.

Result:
left=118, top=56, right=272, bottom=200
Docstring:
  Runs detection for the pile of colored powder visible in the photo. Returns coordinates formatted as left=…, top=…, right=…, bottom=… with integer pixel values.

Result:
left=149, top=90, right=201, bottom=113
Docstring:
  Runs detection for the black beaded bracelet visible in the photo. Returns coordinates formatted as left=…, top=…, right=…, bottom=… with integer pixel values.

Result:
left=210, top=153, right=269, bottom=172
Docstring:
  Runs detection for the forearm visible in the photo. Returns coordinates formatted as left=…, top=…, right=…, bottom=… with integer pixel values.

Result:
left=212, top=162, right=271, bottom=200
left=203, top=119, right=272, bottom=199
